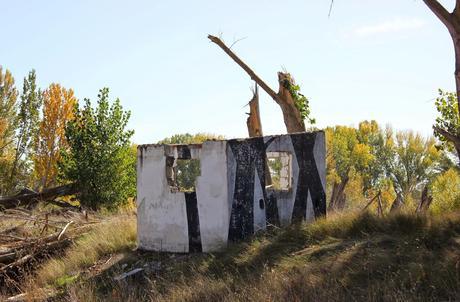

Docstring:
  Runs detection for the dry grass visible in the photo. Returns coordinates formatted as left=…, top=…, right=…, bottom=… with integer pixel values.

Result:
left=49, top=210, right=460, bottom=302
left=32, top=213, right=136, bottom=289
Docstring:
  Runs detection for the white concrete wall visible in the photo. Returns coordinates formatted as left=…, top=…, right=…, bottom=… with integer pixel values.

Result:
left=137, top=145, right=190, bottom=253
left=195, top=141, right=229, bottom=252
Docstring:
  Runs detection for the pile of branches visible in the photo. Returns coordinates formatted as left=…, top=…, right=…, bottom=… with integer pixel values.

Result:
left=0, top=203, right=100, bottom=295
left=0, top=209, right=100, bottom=293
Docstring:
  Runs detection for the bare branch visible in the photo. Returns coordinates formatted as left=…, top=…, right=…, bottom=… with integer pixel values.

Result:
left=207, top=34, right=280, bottom=103
left=328, top=0, right=334, bottom=18
left=229, top=36, right=248, bottom=50
left=423, top=0, right=453, bottom=29
left=433, top=126, right=460, bottom=146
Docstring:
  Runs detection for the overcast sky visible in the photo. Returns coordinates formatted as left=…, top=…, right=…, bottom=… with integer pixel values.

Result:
left=1, top=0, right=456, bottom=143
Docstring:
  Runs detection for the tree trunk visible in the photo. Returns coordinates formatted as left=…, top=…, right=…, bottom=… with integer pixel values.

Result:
left=424, top=0, right=460, bottom=161
left=245, top=84, right=272, bottom=185
left=0, top=184, right=77, bottom=210
left=328, top=177, right=348, bottom=211
left=246, top=84, right=263, bottom=137
left=208, top=35, right=306, bottom=134
left=390, top=193, right=404, bottom=213
left=416, top=185, right=433, bottom=214
left=377, top=194, right=384, bottom=217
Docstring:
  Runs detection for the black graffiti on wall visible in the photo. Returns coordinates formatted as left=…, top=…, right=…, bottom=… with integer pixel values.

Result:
left=290, top=133, right=327, bottom=222
left=227, top=137, right=270, bottom=241
left=177, top=132, right=326, bottom=251
left=227, top=132, right=326, bottom=241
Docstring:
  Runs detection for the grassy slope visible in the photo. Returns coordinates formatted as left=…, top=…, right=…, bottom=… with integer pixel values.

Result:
left=28, top=211, right=460, bottom=301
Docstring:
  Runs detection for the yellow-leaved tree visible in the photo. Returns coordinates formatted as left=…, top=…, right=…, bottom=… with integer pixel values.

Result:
left=34, top=83, right=76, bottom=189
left=0, top=66, right=18, bottom=195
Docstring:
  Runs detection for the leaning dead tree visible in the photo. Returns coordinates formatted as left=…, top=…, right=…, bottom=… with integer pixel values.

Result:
left=419, top=1, right=460, bottom=158
left=208, top=35, right=310, bottom=134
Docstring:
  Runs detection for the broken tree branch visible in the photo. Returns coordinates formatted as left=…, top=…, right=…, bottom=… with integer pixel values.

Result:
left=208, top=35, right=280, bottom=102
left=362, top=191, right=381, bottom=211
left=208, top=34, right=306, bottom=133
left=433, top=126, right=460, bottom=145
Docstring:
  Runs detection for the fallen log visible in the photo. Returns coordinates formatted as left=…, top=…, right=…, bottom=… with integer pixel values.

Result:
left=0, top=184, right=78, bottom=210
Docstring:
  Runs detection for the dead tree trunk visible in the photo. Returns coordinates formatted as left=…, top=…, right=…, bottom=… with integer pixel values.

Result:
left=424, top=0, right=460, bottom=160
left=246, top=84, right=273, bottom=185
left=208, top=35, right=306, bottom=133
left=416, top=185, right=433, bottom=214
left=328, top=177, right=349, bottom=211
left=246, top=84, right=263, bottom=137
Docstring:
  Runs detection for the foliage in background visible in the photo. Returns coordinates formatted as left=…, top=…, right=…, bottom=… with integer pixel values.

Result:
left=158, top=133, right=225, bottom=191
left=326, top=122, right=446, bottom=212
left=60, top=88, right=134, bottom=209
left=267, top=157, right=282, bottom=190
left=383, top=131, right=441, bottom=209
left=34, top=83, right=76, bottom=189
left=9, top=70, right=42, bottom=192
left=0, top=66, right=18, bottom=195
left=356, top=121, right=388, bottom=194
left=326, top=125, right=373, bottom=209
left=430, top=168, right=460, bottom=215
left=159, top=133, right=225, bottom=145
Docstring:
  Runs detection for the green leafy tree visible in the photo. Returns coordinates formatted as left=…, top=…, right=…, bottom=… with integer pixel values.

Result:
left=383, top=130, right=441, bottom=209
left=326, top=125, right=373, bottom=210
left=356, top=120, right=387, bottom=194
left=9, top=70, right=42, bottom=191
left=60, top=88, right=134, bottom=209
left=434, top=89, right=460, bottom=162
left=430, top=168, right=460, bottom=215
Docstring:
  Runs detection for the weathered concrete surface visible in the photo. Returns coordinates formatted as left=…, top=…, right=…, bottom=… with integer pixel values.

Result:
left=195, top=141, right=229, bottom=252
left=137, top=145, right=189, bottom=253
left=137, top=132, right=326, bottom=253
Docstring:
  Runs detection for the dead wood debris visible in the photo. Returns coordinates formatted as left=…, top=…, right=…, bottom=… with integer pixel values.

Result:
left=0, top=184, right=78, bottom=211
left=0, top=205, right=100, bottom=297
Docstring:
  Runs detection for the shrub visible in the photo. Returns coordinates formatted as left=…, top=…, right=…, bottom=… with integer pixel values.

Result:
left=60, top=88, right=135, bottom=209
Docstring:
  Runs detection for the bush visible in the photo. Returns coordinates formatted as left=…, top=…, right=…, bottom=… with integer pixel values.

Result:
left=60, top=88, right=135, bottom=209
left=430, top=168, right=460, bottom=215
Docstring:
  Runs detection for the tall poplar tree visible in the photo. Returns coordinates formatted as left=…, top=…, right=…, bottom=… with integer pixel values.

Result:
left=9, top=70, right=42, bottom=191
left=0, top=66, right=18, bottom=194
left=34, top=83, right=76, bottom=189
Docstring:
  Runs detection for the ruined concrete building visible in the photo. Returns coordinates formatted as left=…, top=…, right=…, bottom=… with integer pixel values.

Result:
left=137, top=131, right=326, bottom=253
